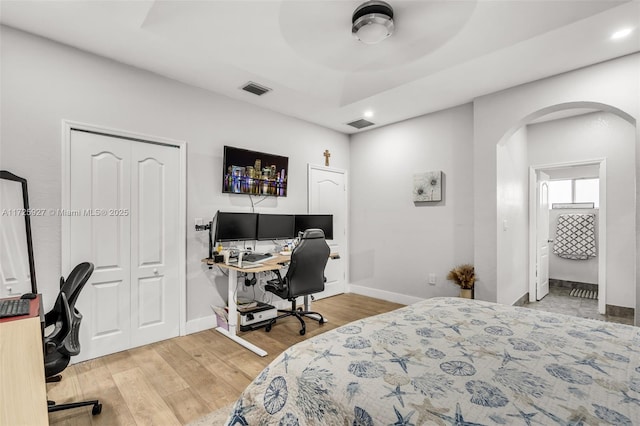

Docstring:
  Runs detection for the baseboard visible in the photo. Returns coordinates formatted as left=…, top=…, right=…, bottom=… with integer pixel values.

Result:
left=185, top=315, right=217, bottom=334
left=512, top=292, right=529, bottom=307
left=606, top=304, right=634, bottom=318
left=348, top=284, right=425, bottom=305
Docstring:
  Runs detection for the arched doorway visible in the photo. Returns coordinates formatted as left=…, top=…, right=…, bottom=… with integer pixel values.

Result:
left=496, top=102, right=636, bottom=323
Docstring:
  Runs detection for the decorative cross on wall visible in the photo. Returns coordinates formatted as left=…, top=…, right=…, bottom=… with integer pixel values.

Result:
left=323, top=149, right=331, bottom=166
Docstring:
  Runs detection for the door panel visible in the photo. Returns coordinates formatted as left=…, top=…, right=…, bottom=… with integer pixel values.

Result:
left=91, top=152, right=127, bottom=269
left=137, top=276, right=164, bottom=328
left=536, top=172, right=550, bottom=300
left=91, top=280, right=126, bottom=338
left=308, top=166, right=346, bottom=299
left=130, top=142, right=180, bottom=347
left=71, top=131, right=131, bottom=361
left=138, top=158, right=164, bottom=266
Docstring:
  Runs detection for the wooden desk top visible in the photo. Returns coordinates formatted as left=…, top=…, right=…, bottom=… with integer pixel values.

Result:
left=201, top=252, right=340, bottom=272
left=202, top=253, right=290, bottom=272
left=0, top=315, right=48, bottom=426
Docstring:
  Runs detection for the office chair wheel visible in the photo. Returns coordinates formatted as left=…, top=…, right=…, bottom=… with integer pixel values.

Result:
left=299, top=328, right=305, bottom=336
left=92, top=403, right=102, bottom=415
left=319, top=318, right=326, bottom=324
left=265, top=324, right=272, bottom=332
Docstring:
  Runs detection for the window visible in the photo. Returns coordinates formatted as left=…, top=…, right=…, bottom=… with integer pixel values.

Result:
left=575, top=179, right=599, bottom=208
left=548, top=180, right=572, bottom=206
left=548, top=178, right=599, bottom=208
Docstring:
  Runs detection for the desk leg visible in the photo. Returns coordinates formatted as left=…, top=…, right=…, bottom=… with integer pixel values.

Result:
left=215, top=268, right=267, bottom=357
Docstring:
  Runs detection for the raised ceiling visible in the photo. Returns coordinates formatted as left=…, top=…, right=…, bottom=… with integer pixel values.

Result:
left=1, top=0, right=638, bottom=134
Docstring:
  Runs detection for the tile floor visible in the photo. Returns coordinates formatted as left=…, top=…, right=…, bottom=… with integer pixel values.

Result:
left=524, top=285, right=634, bottom=326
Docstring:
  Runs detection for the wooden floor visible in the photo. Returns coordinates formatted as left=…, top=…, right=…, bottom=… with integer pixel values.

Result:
left=48, top=294, right=403, bottom=425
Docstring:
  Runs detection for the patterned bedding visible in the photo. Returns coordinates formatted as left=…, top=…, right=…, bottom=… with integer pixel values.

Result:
left=225, top=297, right=640, bottom=425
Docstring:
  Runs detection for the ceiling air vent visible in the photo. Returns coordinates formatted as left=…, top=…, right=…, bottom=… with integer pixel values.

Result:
left=241, top=81, right=271, bottom=96
left=346, top=119, right=375, bottom=129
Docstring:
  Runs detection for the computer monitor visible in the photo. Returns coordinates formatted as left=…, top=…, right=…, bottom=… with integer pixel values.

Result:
left=294, top=214, right=333, bottom=240
left=215, top=212, right=258, bottom=242
left=257, top=214, right=295, bottom=240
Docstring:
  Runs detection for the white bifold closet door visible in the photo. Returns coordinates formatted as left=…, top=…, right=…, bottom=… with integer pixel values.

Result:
left=70, top=130, right=180, bottom=362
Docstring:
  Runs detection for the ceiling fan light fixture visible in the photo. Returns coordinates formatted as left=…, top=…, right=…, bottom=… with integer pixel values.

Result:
left=352, top=1, right=395, bottom=44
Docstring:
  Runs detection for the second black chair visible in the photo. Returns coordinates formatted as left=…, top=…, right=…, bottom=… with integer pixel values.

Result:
left=264, top=229, right=330, bottom=335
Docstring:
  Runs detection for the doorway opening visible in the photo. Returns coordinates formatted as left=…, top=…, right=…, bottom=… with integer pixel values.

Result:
left=528, top=160, right=605, bottom=313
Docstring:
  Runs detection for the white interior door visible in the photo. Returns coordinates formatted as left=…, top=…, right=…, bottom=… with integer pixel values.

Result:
left=71, top=132, right=132, bottom=360
left=308, top=165, right=347, bottom=299
left=130, top=142, right=180, bottom=346
left=70, top=130, right=180, bottom=361
left=536, top=171, right=550, bottom=300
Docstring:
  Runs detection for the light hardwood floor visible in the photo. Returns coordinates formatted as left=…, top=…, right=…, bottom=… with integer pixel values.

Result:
left=48, top=294, right=404, bottom=425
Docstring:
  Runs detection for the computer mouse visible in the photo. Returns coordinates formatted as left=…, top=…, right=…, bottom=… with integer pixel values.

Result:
left=20, top=293, right=37, bottom=300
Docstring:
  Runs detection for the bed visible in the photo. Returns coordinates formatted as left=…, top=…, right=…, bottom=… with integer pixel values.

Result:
left=224, top=297, right=640, bottom=425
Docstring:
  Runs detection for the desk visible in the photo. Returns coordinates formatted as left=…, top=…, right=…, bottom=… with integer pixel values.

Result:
left=203, top=252, right=339, bottom=357
left=0, top=297, right=48, bottom=426
left=207, top=255, right=289, bottom=357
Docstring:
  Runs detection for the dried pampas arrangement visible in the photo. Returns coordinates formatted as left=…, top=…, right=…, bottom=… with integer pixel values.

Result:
left=447, top=264, right=475, bottom=289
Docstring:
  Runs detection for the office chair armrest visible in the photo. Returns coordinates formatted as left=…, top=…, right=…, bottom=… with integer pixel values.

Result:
left=44, top=292, right=72, bottom=354
left=266, top=270, right=287, bottom=291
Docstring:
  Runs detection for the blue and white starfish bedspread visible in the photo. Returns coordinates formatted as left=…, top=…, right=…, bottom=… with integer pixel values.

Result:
left=225, top=297, right=640, bottom=425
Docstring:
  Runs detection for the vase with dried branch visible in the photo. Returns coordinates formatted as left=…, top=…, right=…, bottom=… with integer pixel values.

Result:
left=447, top=264, right=475, bottom=299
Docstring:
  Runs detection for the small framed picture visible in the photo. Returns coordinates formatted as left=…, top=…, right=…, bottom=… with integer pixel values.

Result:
left=413, top=171, right=442, bottom=202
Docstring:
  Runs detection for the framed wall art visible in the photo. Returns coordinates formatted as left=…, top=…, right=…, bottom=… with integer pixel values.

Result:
left=413, top=171, right=442, bottom=202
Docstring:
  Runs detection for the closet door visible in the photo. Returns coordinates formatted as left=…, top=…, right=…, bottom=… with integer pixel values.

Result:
left=70, top=131, right=132, bottom=360
left=130, top=142, right=180, bottom=346
left=70, top=130, right=180, bottom=361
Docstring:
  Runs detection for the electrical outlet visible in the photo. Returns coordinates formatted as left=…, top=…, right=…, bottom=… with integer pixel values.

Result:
left=428, top=273, right=436, bottom=285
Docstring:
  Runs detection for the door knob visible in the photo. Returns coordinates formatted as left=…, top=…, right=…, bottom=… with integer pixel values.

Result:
left=153, top=268, right=159, bottom=275
left=547, top=239, right=554, bottom=243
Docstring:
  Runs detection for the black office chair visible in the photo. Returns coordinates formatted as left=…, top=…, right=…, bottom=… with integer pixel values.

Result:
left=44, top=262, right=94, bottom=337
left=45, top=262, right=102, bottom=416
left=264, top=229, right=330, bottom=335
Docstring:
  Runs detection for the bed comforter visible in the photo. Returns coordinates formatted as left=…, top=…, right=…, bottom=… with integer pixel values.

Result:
left=225, top=297, right=640, bottom=425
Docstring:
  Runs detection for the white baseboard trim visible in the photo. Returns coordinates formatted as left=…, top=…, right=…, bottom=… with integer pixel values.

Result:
left=348, top=284, right=425, bottom=305
left=185, top=315, right=217, bottom=335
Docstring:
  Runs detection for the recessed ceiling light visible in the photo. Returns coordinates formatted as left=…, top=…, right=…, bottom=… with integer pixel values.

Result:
left=363, top=110, right=374, bottom=118
left=611, top=27, right=633, bottom=40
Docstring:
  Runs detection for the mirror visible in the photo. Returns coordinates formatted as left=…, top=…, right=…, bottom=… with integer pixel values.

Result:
left=0, top=171, right=37, bottom=296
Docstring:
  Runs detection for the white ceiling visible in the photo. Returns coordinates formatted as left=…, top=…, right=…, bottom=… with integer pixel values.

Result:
left=1, top=0, right=638, bottom=134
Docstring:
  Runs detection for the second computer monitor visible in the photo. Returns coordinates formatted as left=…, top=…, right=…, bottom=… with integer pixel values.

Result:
left=294, top=214, right=333, bottom=240
left=257, top=214, right=295, bottom=240
left=215, top=212, right=258, bottom=242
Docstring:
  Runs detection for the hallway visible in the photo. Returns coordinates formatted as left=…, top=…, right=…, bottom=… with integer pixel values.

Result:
left=524, top=285, right=633, bottom=326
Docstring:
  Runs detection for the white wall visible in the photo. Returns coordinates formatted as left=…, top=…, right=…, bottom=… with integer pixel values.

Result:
left=496, top=127, right=529, bottom=305
left=472, top=53, right=639, bottom=321
left=0, top=26, right=349, bottom=325
left=528, top=112, right=635, bottom=307
left=349, top=104, right=474, bottom=303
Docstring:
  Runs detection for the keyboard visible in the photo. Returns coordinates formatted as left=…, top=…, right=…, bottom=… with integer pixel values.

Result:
left=243, top=253, right=272, bottom=263
left=0, top=299, right=31, bottom=318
